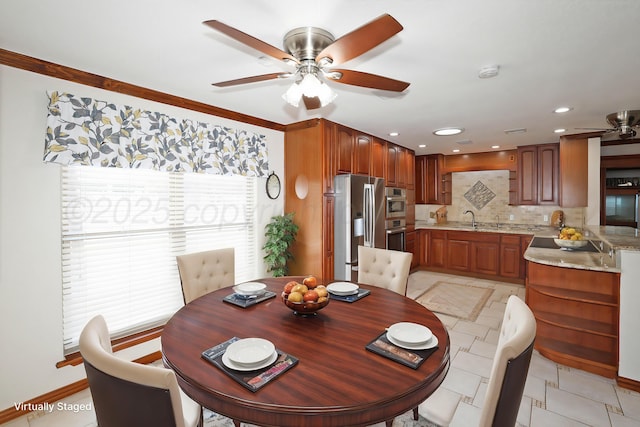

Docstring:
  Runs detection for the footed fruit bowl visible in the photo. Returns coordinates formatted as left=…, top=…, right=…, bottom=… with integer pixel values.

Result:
left=554, top=238, right=588, bottom=249
left=281, top=276, right=329, bottom=316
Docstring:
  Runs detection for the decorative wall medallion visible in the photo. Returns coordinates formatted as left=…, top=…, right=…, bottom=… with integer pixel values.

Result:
left=464, top=180, right=495, bottom=210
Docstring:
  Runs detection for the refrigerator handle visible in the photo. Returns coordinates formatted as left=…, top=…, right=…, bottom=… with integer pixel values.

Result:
left=363, top=184, right=373, bottom=247
left=636, top=193, right=639, bottom=223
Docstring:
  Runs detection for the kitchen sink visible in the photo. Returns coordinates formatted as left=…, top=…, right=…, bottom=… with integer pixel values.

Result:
left=529, top=236, right=601, bottom=253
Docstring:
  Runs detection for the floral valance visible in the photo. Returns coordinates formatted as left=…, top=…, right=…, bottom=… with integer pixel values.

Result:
left=43, top=91, right=269, bottom=176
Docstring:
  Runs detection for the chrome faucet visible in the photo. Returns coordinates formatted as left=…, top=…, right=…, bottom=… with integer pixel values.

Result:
left=495, top=214, right=501, bottom=229
left=464, top=210, right=477, bottom=229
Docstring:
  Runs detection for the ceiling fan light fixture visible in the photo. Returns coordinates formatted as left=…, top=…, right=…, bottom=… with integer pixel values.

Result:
left=283, top=73, right=337, bottom=107
left=282, top=81, right=303, bottom=107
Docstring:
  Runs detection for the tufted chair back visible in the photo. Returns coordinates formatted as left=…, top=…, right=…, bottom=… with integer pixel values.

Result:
left=357, top=246, right=412, bottom=295
left=176, top=248, right=235, bottom=304
left=478, top=295, right=536, bottom=427
left=79, top=315, right=202, bottom=427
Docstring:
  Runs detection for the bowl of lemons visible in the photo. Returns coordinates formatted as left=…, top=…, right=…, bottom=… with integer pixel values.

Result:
left=554, top=227, right=588, bottom=249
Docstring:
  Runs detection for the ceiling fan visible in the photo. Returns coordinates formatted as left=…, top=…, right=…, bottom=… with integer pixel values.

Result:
left=203, top=14, right=410, bottom=110
left=576, top=110, right=640, bottom=141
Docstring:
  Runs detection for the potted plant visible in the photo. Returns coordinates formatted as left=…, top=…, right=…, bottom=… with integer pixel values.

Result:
left=263, top=212, right=299, bottom=277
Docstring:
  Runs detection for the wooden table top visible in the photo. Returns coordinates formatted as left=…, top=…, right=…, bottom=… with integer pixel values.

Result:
left=161, top=276, right=450, bottom=427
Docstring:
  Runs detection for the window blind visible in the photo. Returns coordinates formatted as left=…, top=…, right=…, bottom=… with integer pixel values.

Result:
left=61, top=166, right=257, bottom=353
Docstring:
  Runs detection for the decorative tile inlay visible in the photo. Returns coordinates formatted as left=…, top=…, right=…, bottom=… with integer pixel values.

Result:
left=464, top=180, right=496, bottom=210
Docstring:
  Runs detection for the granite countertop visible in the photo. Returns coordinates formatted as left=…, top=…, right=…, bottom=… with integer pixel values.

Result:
left=415, top=220, right=640, bottom=273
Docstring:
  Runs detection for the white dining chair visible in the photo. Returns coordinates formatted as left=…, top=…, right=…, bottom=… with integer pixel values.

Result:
left=79, top=315, right=203, bottom=427
left=176, top=248, right=235, bottom=303
left=418, top=295, right=536, bottom=426
left=357, top=245, right=412, bottom=295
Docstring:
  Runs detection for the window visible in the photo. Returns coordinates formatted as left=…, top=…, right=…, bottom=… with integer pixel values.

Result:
left=61, top=166, right=257, bottom=353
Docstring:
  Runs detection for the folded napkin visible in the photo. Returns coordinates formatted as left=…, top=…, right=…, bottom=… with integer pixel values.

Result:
left=202, top=337, right=298, bottom=392
left=365, top=331, right=438, bottom=369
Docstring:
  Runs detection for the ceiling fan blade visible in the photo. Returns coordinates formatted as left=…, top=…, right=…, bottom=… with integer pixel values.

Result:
left=575, top=127, right=612, bottom=131
left=315, top=14, right=403, bottom=65
left=212, top=72, right=291, bottom=87
left=302, top=96, right=322, bottom=110
left=328, top=69, right=410, bottom=92
left=204, top=20, right=299, bottom=64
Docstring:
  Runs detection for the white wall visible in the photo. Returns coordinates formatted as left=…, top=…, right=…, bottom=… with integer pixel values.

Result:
left=0, top=65, right=284, bottom=410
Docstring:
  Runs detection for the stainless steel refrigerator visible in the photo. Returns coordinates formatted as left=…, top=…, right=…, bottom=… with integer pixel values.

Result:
left=334, top=174, right=386, bottom=282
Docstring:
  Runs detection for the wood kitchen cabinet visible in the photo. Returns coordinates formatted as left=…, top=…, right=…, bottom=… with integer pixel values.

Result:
left=517, top=143, right=559, bottom=205
left=415, top=154, right=445, bottom=204
left=526, top=261, right=620, bottom=378
left=418, top=229, right=528, bottom=283
left=559, top=136, right=588, bottom=207
left=284, top=119, right=415, bottom=282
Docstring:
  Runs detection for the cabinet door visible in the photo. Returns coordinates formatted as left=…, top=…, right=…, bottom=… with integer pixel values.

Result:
left=500, top=235, right=522, bottom=278
left=538, top=143, right=559, bottom=205
left=323, top=120, right=337, bottom=194
left=472, top=241, right=499, bottom=275
left=405, top=150, right=415, bottom=190
left=335, top=125, right=353, bottom=174
left=396, top=147, right=407, bottom=188
left=418, top=230, right=429, bottom=266
left=447, top=239, right=470, bottom=272
left=371, top=137, right=386, bottom=178
left=429, top=231, right=446, bottom=268
left=406, top=231, right=418, bottom=269
left=425, top=154, right=442, bottom=204
left=386, top=143, right=398, bottom=186
left=518, top=146, right=538, bottom=205
left=415, top=156, right=427, bottom=204
left=354, top=133, right=371, bottom=175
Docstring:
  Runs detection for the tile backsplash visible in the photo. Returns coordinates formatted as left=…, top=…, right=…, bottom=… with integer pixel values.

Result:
left=416, top=170, right=585, bottom=227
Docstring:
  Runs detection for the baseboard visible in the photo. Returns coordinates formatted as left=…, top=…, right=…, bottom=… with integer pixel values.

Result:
left=617, top=375, right=640, bottom=393
left=0, top=351, right=162, bottom=424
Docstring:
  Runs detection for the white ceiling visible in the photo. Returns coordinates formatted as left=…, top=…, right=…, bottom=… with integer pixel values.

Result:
left=2, top=0, right=640, bottom=154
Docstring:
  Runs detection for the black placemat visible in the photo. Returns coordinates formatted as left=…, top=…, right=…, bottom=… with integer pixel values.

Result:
left=329, top=288, right=371, bottom=303
left=223, top=291, right=276, bottom=308
left=202, top=337, right=298, bottom=392
left=365, top=331, right=438, bottom=369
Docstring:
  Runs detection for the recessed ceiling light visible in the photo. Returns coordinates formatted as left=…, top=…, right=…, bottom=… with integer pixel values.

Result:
left=433, top=127, right=464, bottom=136
left=554, top=128, right=566, bottom=133
left=418, top=144, right=426, bottom=148
left=389, top=132, right=399, bottom=137
left=452, top=149, right=461, bottom=153
left=491, top=145, right=500, bottom=149
left=478, top=65, right=500, bottom=79
left=554, top=106, right=573, bottom=114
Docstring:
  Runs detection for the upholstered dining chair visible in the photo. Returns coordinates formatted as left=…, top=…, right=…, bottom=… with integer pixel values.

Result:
left=176, top=248, right=235, bottom=303
left=417, top=295, right=536, bottom=427
left=357, top=245, right=413, bottom=295
left=79, top=315, right=203, bottom=427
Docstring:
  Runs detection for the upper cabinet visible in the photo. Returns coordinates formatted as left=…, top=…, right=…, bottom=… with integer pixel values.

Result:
left=335, top=124, right=354, bottom=175
left=558, top=136, right=588, bottom=207
left=415, top=154, right=445, bottom=204
left=371, top=137, right=386, bottom=179
left=517, top=143, right=559, bottom=205
left=353, top=133, right=371, bottom=176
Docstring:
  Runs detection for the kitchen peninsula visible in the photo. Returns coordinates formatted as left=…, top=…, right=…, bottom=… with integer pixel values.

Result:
left=415, top=221, right=640, bottom=392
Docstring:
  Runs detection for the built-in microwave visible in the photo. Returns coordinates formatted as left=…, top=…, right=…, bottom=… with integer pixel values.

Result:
left=385, top=187, right=406, bottom=218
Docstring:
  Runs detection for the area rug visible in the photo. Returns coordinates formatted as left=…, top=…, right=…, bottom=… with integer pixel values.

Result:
left=416, top=281, right=494, bottom=321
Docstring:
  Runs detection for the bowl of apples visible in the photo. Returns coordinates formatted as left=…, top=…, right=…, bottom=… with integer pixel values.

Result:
left=281, top=276, right=329, bottom=316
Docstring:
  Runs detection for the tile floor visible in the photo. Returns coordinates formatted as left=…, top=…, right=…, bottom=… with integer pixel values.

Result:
left=4, top=271, right=640, bottom=427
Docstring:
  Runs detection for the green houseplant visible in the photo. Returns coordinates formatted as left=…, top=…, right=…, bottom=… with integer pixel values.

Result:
left=263, top=212, right=299, bottom=277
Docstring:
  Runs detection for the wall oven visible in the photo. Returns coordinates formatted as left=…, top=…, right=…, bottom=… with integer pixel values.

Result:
left=385, top=187, right=406, bottom=218
left=385, top=219, right=406, bottom=252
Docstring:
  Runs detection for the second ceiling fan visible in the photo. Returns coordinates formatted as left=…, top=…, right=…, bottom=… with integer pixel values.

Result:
left=203, top=14, right=410, bottom=110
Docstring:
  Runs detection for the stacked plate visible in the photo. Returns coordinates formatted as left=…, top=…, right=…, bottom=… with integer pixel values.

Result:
left=233, top=282, right=267, bottom=298
left=326, top=282, right=359, bottom=296
left=386, top=322, right=438, bottom=350
left=222, top=338, right=277, bottom=371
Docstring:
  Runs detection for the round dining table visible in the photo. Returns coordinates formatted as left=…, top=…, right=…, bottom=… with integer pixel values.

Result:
left=162, top=276, right=450, bottom=427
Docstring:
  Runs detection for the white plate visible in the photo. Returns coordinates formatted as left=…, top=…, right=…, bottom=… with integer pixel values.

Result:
left=224, top=338, right=275, bottom=366
left=387, top=333, right=439, bottom=350
left=222, top=350, right=278, bottom=371
left=327, top=282, right=359, bottom=296
left=387, top=322, right=433, bottom=345
left=233, top=282, right=266, bottom=296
